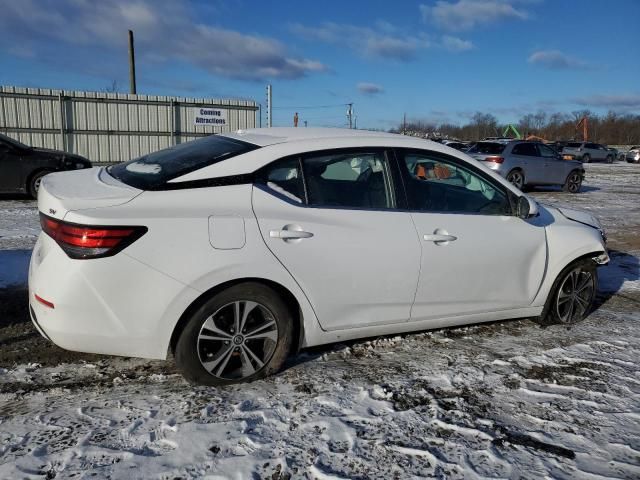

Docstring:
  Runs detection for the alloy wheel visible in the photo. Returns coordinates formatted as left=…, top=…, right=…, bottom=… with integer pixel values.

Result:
left=567, top=173, right=582, bottom=193
left=197, top=300, right=279, bottom=380
left=555, top=267, right=595, bottom=323
left=507, top=171, right=524, bottom=189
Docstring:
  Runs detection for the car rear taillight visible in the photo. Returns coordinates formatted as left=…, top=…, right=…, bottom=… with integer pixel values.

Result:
left=485, top=156, right=504, bottom=164
left=40, top=213, right=147, bottom=259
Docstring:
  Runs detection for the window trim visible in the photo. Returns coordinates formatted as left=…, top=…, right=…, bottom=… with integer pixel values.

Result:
left=255, top=147, right=404, bottom=212
left=392, top=147, right=516, bottom=216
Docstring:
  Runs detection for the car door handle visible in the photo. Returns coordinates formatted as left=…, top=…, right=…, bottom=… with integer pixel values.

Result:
left=270, top=226, right=314, bottom=240
left=424, top=234, right=457, bottom=242
left=423, top=229, right=457, bottom=245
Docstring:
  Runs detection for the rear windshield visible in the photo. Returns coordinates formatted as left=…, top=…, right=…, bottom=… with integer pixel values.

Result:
left=567, top=142, right=583, bottom=148
left=107, top=135, right=258, bottom=190
left=468, top=142, right=506, bottom=155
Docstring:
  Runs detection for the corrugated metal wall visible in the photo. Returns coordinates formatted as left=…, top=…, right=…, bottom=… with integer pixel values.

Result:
left=0, top=86, right=259, bottom=163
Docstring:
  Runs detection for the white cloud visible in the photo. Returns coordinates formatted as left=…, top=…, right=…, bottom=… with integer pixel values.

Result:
left=421, top=1, right=530, bottom=31
left=528, top=50, right=590, bottom=70
left=357, top=82, right=384, bottom=95
left=441, top=35, right=475, bottom=52
left=0, top=0, right=327, bottom=81
left=291, top=22, right=430, bottom=61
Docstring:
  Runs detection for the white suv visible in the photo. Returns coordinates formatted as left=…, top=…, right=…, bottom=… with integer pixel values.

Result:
left=29, top=128, right=608, bottom=385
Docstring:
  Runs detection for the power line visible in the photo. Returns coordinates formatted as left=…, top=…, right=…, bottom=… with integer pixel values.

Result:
left=272, top=103, right=350, bottom=110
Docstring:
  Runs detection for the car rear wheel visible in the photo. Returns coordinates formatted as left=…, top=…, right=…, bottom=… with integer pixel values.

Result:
left=540, top=259, right=597, bottom=325
left=562, top=170, right=583, bottom=193
left=582, top=153, right=591, bottom=163
left=28, top=170, right=53, bottom=198
left=175, top=282, right=294, bottom=386
left=506, top=169, right=525, bottom=190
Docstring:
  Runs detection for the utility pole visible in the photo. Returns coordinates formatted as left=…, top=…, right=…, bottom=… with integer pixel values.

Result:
left=266, top=84, right=272, bottom=127
left=403, top=113, right=406, bottom=135
left=128, top=30, right=137, bottom=94
left=347, top=103, right=353, bottom=129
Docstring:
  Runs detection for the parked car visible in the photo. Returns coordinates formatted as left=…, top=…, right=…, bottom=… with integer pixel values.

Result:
left=0, top=133, right=92, bottom=197
left=467, top=140, right=585, bottom=193
left=441, top=140, right=468, bottom=151
left=626, top=146, right=640, bottom=163
left=29, top=128, right=608, bottom=385
left=562, top=142, right=615, bottom=163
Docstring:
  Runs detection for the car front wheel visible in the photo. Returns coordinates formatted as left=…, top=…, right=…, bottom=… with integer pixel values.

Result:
left=582, top=154, right=591, bottom=163
left=562, top=170, right=583, bottom=193
left=175, top=282, right=293, bottom=386
left=541, top=259, right=597, bottom=325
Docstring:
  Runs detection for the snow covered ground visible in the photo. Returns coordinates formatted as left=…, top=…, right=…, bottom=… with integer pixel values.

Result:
left=0, top=164, right=639, bottom=479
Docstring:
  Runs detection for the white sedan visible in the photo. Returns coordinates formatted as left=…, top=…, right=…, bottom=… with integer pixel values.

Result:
left=29, top=128, right=609, bottom=385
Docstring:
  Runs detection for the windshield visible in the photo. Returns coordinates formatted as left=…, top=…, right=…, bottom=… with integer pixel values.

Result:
left=0, top=133, right=29, bottom=149
left=107, top=135, right=258, bottom=190
left=468, top=142, right=506, bottom=155
left=567, top=142, right=583, bottom=148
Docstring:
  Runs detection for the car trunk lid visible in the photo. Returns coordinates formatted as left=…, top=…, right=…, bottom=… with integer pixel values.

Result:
left=38, top=167, right=142, bottom=220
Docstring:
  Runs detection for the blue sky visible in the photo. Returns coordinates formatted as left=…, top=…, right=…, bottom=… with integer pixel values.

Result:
left=0, top=0, right=638, bottom=129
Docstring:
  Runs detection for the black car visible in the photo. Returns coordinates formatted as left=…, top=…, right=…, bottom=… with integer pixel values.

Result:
left=0, top=133, right=92, bottom=198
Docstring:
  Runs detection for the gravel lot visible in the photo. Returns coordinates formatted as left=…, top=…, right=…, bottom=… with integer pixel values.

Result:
left=0, top=163, right=639, bottom=479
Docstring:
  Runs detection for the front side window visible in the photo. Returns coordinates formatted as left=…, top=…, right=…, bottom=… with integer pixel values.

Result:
left=537, top=144, right=558, bottom=158
left=302, top=151, right=394, bottom=209
left=401, top=151, right=511, bottom=215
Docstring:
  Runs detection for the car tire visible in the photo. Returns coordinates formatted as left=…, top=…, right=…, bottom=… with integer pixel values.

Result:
left=539, top=259, right=597, bottom=326
left=582, top=153, right=591, bottom=163
left=506, top=169, right=525, bottom=190
left=606, top=155, right=613, bottom=164
left=175, top=282, right=294, bottom=386
left=28, top=170, right=53, bottom=199
left=562, top=170, right=583, bottom=193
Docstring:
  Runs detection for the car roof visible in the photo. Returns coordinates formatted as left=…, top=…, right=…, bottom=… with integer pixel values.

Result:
left=222, top=127, right=401, bottom=147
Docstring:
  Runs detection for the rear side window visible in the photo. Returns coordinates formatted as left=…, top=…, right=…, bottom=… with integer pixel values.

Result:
left=468, top=142, right=506, bottom=155
left=511, top=143, right=538, bottom=156
left=302, top=152, right=394, bottom=209
left=263, top=158, right=305, bottom=203
left=107, top=135, right=258, bottom=190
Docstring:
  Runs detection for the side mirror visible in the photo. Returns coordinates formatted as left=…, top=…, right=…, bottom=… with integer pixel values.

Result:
left=516, top=195, right=537, bottom=219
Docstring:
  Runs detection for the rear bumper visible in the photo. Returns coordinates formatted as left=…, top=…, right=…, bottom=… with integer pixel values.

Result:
left=28, top=234, right=197, bottom=360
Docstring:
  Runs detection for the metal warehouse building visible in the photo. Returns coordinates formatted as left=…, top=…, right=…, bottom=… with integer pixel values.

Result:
left=0, top=86, right=259, bottom=163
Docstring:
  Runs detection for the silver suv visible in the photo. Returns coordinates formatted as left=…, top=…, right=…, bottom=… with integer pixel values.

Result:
left=562, top=142, right=614, bottom=163
left=468, top=141, right=585, bottom=193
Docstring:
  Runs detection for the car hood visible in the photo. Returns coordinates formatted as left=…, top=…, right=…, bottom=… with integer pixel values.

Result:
left=545, top=204, right=602, bottom=230
left=31, top=147, right=86, bottom=160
